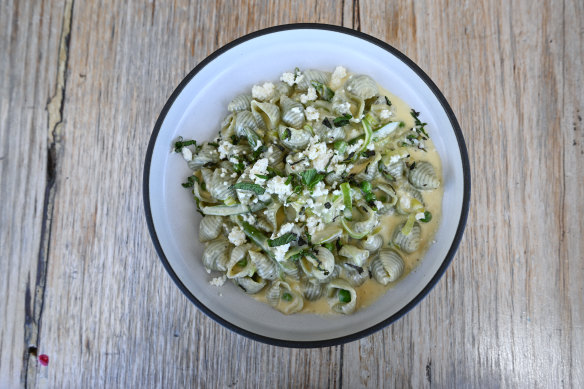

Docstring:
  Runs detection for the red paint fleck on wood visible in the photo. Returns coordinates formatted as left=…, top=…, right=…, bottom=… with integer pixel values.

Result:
left=39, top=354, right=49, bottom=366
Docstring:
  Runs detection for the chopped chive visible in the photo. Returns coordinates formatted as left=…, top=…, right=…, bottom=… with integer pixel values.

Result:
left=232, top=182, right=265, bottom=195
left=333, top=114, right=352, bottom=127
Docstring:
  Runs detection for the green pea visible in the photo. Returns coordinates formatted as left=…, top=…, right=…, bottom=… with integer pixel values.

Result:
left=282, top=292, right=293, bottom=301
left=338, top=289, right=351, bottom=303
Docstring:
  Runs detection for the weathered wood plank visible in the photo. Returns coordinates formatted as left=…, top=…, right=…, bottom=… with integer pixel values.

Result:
left=342, top=0, right=584, bottom=388
left=0, top=0, right=67, bottom=387
left=1, top=0, right=582, bottom=387
left=31, top=1, right=345, bottom=387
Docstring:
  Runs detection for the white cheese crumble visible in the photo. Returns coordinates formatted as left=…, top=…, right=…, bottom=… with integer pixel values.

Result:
left=300, top=86, right=318, bottom=104
left=311, top=181, right=329, bottom=197
left=228, top=226, right=247, bottom=246
left=218, top=140, right=232, bottom=159
left=251, top=82, right=275, bottom=101
left=306, top=137, right=333, bottom=171
left=209, top=275, right=226, bottom=287
left=280, top=72, right=296, bottom=86
left=331, top=66, right=347, bottom=89
left=181, top=147, right=193, bottom=161
left=266, top=176, right=293, bottom=202
left=415, top=212, right=426, bottom=220
left=250, top=158, right=269, bottom=184
left=305, top=106, right=320, bottom=121
left=333, top=102, right=351, bottom=115
left=273, top=244, right=290, bottom=262
left=346, top=139, right=364, bottom=155
left=366, top=142, right=375, bottom=151
left=374, top=200, right=384, bottom=210
left=306, top=216, right=325, bottom=236
left=380, top=109, right=392, bottom=120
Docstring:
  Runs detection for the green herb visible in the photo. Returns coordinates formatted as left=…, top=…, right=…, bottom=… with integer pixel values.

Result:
left=311, top=81, right=334, bottom=101
left=283, top=128, right=292, bottom=140
left=360, top=181, right=377, bottom=205
left=399, top=121, right=405, bottom=128
left=420, top=211, right=432, bottom=223
left=284, top=176, right=293, bottom=185
left=252, top=145, right=267, bottom=160
left=322, top=117, right=332, bottom=129
left=232, top=161, right=245, bottom=173
left=378, top=162, right=395, bottom=182
left=333, top=114, right=352, bottom=127
left=174, top=136, right=197, bottom=153
left=237, top=258, right=247, bottom=267
left=181, top=175, right=198, bottom=188
left=411, top=109, right=429, bottom=138
left=384, top=96, right=392, bottom=106
left=230, top=135, right=240, bottom=144
left=338, top=289, right=351, bottom=303
left=282, top=292, right=293, bottom=301
left=323, top=242, right=335, bottom=252
left=208, top=142, right=219, bottom=147
left=299, top=169, right=326, bottom=190
left=255, top=174, right=269, bottom=180
left=201, top=182, right=207, bottom=191
left=268, top=232, right=298, bottom=247
left=334, top=140, right=347, bottom=153
left=232, top=182, right=265, bottom=195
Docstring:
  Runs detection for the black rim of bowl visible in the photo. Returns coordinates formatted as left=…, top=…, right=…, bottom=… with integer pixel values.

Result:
left=143, top=23, right=471, bottom=348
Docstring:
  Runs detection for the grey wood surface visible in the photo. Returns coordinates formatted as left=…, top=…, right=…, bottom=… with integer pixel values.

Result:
left=0, top=0, right=582, bottom=387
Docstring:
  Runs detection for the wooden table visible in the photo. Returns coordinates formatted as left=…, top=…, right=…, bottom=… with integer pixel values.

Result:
left=1, top=1, right=582, bottom=387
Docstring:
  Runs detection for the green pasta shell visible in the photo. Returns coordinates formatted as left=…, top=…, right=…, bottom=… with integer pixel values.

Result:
left=344, top=74, right=379, bottom=100
left=202, top=237, right=230, bottom=271
left=199, top=215, right=223, bottom=242
left=251, top=100, right=280, bottom=130
left=279, top=96, right=305, bottom=128
left=371, top=249, right=405, bottom=285
left=227, top=94, right=252, bottom=112
left=393, top=221, right=422, bottom=253
left=327, top=279, right=357, bottom=314
left=234, top=276, right=266, bottom=294
left=408, top=161, right=440, bottom=190
left=296, top=69, right=331, bottom=91
left=249, top=251, right=279, bottom=281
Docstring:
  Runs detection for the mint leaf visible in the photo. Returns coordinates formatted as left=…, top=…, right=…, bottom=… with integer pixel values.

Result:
left=333, top=114, right=352, bottom=127
left=267, top=232, right=298, bottom=247
left=232, top=182, right=265, bottom=195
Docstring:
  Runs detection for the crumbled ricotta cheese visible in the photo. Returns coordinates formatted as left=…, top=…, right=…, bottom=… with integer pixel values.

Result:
left=306, top=216, right=325, bottom=236
left=273, top=244, right=290, bottom=262
left=278, top=222, right=295, bottom=236
left=280, top=72, right=296, bottom=86
left=266, top=176, right=293, bottom=201
left=366, top=142, right=375, bottom=151
left=300, top=86, right=318, bottom=104
left=374, top=200, right=384, bottom=210
left=253, top=139, right=263, bottom=151
left=251, top=82, right=275, bottom=101
left=209, top=275, right=226, bottom=287
left=311, top=181, right=329, bottom=197
left=389, top=154, right=401, bottom=164
left=218, top=140, right=232, bottom=159
left=331, top=66, right=347, bottom=89
left=333, top=102, right=351, bottom=115
left=250, top=158, right=269, bottom=184
left=241, top=213, right=256, bottom=224
left=228, top=226, right=246, bottom=246
left=415, top=212, right=426, bottom=220
left=181, top=147, right=193, bottom=161
left=380, top=109, right=392, bottom=120
left=306, top=137, right=333, bottom=171
left=305, top=106, right=320, bottom=121
left=346, top=139, right=363, bottom=155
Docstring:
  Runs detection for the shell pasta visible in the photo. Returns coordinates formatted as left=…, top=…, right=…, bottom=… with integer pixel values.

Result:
left=175, top=66, right=443, bottom=315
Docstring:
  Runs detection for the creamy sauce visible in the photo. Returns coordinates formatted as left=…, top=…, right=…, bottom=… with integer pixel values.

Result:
left=252, top=86, right=444, bottom=315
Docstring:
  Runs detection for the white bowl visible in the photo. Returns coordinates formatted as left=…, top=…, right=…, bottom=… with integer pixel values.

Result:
left=144, top=24, right=470, bottom=347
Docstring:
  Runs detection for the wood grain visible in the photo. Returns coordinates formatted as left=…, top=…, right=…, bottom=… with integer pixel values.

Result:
left=0, top=0, right=582, bottom=388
